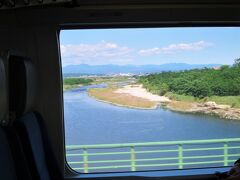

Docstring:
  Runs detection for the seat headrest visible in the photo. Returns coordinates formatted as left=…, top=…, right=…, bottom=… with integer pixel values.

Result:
left=9, top=54, right=37, bottom=119
left=0, top=58, right=7, bottom=125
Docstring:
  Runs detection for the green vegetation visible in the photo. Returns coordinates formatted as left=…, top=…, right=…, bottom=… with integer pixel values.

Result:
left=165, top=92, right=197, bottom=102
left=63, top=78, right=93, bottom=90
left=165, top=92, right=240, bottom=108
left=92, top=76, right=135, bottom=87
left=64, top=78, right=93, bottom=85
left=139, top=62, right=240, bottom=99
left=234, top=58, right=240, bottom=68
left=63, top=76, right=134, bottom=91
left=208, top=96, right=240, bottom=108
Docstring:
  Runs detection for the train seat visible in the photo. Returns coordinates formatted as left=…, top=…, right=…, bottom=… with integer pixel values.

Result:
left=0, top=58, right=26, bottom=180
left=8, top=54, right=62, bottom=180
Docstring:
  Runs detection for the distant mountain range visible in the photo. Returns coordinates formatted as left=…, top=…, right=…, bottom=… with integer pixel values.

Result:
left=63, top=63, right=222, bottom=75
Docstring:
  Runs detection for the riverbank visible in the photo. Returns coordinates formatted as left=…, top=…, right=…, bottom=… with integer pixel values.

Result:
left=63, top=77, right=94, bottom=91
left=88, top=84, right=240, bottom=120
left=88, top=87, right=157, bottom=109
left=64, top=84, right=83, bottom=91
left=115, top=85, right=170, bottom=103
left=63, top=76, right=136, bottom=91
left=166, top=101, right=240, bottom=120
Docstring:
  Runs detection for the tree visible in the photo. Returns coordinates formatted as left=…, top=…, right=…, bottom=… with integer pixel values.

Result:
left=186, top=80, right=211, bottom=98
left=220, top=65, right=229, bottom=70
left=139, top=64, right=240, bottom=98
left=159, top=83, right=169, bottom=96
left=234, top=58, right=240, bottom=67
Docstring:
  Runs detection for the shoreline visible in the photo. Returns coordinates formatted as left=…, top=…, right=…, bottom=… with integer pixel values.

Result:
left=88, top=84, right=240, bottom=120
left=88, top=87, right=157, bottom=109
left=88, top=93, right=159, bottom=110
left=166, top=102, right=240, bottom=120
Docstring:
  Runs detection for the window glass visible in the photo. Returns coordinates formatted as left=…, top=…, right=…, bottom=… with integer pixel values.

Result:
left=61, top=28, right=240, bottom=173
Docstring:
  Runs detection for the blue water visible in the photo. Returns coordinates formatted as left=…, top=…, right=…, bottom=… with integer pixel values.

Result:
left=64, top=85, right=240, bottom=172
left=64, top=85, right=240, bottom=146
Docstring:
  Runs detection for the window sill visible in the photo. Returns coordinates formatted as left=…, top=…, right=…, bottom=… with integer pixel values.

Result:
left=65, top=167, right=229, bottom=179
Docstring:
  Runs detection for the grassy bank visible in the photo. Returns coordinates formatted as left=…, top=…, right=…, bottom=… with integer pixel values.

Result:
left=88, top=88, right=157, bottom=109
left=92, top=76, right=134, bottom=85
left=208, top=96, right=240, bottom=108
left=63, top=84, right=79, bottom=91
left=63, top=76, right=135, bottom=91
left=165, top=92, right=240, bottom=108
left=63, top=78, right=93, bottom=91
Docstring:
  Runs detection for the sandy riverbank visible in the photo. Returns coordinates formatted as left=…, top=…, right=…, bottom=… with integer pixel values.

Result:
left=115, top=85, right=170, bottom=103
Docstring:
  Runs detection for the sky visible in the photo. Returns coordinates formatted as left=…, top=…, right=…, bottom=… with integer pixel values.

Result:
left=60, top=27, right=240, bottom=66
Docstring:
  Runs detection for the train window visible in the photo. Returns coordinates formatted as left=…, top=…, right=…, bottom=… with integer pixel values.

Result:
left=60, top=27, right=240, bottom=174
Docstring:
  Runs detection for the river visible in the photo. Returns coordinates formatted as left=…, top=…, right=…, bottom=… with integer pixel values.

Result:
left=64, top=84, right=240, bottom=172
left=64, top=85, right=240, bottom=172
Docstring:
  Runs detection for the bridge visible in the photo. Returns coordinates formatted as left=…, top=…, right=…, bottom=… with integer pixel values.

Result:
left=66, top=138, right=240, bottom=173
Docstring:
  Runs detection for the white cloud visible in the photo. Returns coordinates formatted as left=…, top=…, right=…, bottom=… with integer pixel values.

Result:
left=138, top=41, right=214, bottom=56
left=60, top=41, right=133, bottom=66
left=60, top=40, right=214, bottom=66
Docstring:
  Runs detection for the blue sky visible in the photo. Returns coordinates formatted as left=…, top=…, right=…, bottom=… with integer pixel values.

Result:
left=60, top=27, right=240, bottom=66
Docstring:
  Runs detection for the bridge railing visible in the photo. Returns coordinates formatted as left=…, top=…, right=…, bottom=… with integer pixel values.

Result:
left=66, top=138, right=240, bottom=173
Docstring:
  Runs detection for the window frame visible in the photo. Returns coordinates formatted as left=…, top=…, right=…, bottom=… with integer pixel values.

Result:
left=58, top=24, right=240, bottom=179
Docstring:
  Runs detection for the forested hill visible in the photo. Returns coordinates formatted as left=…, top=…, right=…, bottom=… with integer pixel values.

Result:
left=139, top=63, right=240, bottom=98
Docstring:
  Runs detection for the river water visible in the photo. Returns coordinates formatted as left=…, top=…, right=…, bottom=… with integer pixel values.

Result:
left=64, top=84, right=240, bottom=172
left=64, top=84, right=240, bottom=145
